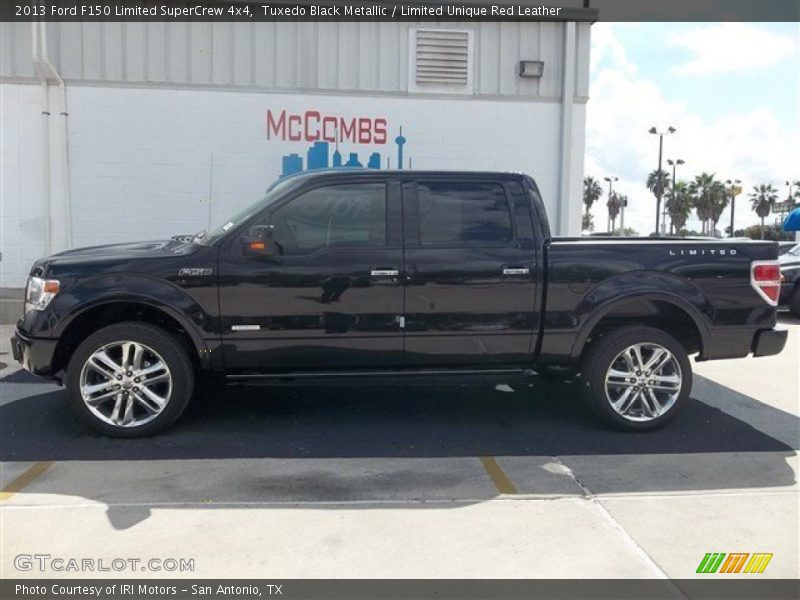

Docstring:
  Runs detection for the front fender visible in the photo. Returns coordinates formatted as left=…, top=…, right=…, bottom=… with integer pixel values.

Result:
left=25, top=273, right=211, bottom=358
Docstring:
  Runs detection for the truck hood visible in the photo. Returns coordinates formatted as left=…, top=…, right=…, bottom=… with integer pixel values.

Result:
left=49, top=239, right=180, bottom=261
left=33, top=239, right=202, bottom=273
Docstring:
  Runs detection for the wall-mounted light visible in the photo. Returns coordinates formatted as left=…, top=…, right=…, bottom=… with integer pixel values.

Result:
left=518, top=60, right=545, bottom=78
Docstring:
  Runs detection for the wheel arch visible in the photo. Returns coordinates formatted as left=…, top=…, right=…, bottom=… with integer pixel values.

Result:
left=52, top=298, right=210, bottom=376
left=572, top=292, right=710, bottom=362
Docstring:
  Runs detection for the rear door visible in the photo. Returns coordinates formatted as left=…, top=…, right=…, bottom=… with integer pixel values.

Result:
left=402, top=177, right=539, bottom=367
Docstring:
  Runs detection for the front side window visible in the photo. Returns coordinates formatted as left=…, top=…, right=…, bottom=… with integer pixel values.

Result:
left=417, top=182, right=512, bottom=245
left=270, top=183, right=386, bottom=255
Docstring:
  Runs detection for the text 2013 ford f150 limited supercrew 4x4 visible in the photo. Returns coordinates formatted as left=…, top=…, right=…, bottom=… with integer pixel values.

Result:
left=11, top=170, right=787, bottom=436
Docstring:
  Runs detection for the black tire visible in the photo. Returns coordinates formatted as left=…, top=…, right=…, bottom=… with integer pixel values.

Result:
left=580, top=325, right=692, bottom=432
left=66, top=322, right=194, bottom=437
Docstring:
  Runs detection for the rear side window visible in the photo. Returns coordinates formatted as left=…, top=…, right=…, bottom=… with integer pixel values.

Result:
left=417, top=181, right=513, bottom=245
left=270, top=183, right=386, bottom=255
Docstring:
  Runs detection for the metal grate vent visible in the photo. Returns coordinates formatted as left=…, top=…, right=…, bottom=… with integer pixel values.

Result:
left=415, top=30, right=470, bottom=84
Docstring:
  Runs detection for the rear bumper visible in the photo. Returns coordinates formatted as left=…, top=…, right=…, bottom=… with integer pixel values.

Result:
left=752, top=327, right=788, bottom=358
left=10, top=329, right=59, bottom=379
left=700, top=325, right=787, bottom=360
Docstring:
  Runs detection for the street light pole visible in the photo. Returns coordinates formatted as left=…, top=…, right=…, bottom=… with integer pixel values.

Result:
left=666, top=158, right=684, bottom=236
left=649, top=126, right=676, bottom=236
left=604, top=176, right=618, bottom=233
left=726, top=179, right=742, bottom=238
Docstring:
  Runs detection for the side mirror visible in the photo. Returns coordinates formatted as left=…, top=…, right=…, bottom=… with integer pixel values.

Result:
left=242, top=224, right=279, bottom=259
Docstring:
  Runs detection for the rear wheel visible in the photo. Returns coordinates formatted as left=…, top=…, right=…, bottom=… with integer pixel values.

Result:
left=66, top=322, right=194, bottom=437
left=580, top=326, right=691, bottom=431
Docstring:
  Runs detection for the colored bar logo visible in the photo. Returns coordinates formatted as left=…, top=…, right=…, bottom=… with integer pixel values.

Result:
left=696, top=553, right=773, bottom=574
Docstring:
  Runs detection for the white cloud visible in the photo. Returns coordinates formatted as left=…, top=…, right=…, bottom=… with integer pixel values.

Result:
left=590, top=22, right=635, bottom=75
left=669, top=23, right=795, bottom=75
left=585, top=23, right=799, bottom=236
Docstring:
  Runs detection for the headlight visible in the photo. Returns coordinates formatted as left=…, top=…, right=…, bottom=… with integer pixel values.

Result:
left=25, top=276, right=60, bottom=312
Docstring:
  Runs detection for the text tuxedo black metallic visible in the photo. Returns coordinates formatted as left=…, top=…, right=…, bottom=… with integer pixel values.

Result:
left=11, top=171, right=787, bottom=436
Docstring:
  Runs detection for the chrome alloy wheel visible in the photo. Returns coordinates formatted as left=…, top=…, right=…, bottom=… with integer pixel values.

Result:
left=79, top=341, right=172, bottom=428
left=604, top=342, right=682, bottom=422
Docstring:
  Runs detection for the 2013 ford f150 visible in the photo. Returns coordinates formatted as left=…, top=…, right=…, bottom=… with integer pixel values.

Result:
left=11, top=170, right=787, bottom=436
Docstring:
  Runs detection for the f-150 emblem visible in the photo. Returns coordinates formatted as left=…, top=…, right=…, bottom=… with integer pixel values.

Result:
left=178, top=268, right=213, bottom=277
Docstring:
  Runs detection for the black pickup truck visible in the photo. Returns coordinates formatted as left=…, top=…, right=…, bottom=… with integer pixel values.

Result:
left=12, top=170, right=787, bottom=436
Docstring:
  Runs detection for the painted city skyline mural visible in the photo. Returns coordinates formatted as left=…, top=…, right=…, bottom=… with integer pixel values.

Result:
left=264, top=109, right=410, bottom=178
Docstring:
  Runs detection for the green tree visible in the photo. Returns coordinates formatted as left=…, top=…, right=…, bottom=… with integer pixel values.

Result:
left=607, top=192, right=624, bottom=232
left=665, top=180, right=693, bottom=234
left=646, top=169, right=670, bottom=231
left=613, top=226, right=639, bottom=237
left=749, top=184, right=779, bottom=239
left=582, top=211, right=595, bottom=232
left=583, top=176, right=603, bottom=217
left=708, top=180, right=730, bottom=235
left=689, top=172, right=718, bottom=235
left=736, top=223, right=792, bottom=241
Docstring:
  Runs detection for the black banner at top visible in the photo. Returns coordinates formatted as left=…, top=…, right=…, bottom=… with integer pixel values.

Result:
left=1, top=0, right=799, bottom=22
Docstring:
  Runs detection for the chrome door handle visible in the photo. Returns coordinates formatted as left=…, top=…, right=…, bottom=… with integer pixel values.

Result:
left=371, top=269, right=400, bottom=277
left=502, top=267, right=530, bottom=276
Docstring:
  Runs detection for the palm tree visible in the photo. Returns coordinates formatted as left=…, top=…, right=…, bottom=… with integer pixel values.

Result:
left=689, top=172, right=718, bottom=235
left=646, top=169, right=670, bottom=232
left=665, top=180, right=692, bottom=234
left=583, top=176, right=603, bottom=217
left=708, top=181, right=730, bottom=236
left=749, top=184, right=779, bottom=239
left=607, top=192, right=624, bottom=232
left=582, top=212, right=594, bottom=232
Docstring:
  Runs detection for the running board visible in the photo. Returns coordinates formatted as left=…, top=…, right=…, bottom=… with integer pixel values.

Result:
left=226, top=368, right=534, bottom=381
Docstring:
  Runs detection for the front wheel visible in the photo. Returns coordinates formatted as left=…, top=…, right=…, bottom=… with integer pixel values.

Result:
left=66, top=322, right=194, bottom=437
left=580, top=326, right=692, bottom=431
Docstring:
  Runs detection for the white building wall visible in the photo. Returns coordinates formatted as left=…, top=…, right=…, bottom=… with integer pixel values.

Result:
left=65, top=85, right=564, bottom=247
left=0, top=19, right=591, bottom=287
left=0, top=84, right=48, bottom=288
left=1, top=20, right=579, bottom=99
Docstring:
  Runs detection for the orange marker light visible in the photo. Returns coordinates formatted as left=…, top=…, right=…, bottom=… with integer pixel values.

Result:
left=43, top=280, right=60, bottom=294
left=249, top=242, right=267, bottom=251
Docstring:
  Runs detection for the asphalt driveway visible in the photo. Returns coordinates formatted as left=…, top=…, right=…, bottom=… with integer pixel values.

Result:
left=0, top=318, right=798, bottom=580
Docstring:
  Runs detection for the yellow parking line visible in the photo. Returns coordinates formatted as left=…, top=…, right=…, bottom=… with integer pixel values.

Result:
left=0, top=461, right=54, bottom=502
left=479, top=456, right=518, bottom=495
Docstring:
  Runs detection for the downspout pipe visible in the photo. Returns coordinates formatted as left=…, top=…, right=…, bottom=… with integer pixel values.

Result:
left=31, top=21, right=52, bottom=254
left=32, top=21, right=72, bottom=252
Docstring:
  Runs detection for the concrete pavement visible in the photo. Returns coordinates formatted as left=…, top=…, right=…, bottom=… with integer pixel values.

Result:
left=1, top=318, right=798, bottom=580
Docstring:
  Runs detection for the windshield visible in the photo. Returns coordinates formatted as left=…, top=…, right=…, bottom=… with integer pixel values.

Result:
left=194, top=177, right=297, bottom=245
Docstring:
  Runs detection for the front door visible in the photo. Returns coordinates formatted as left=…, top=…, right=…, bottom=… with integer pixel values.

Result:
left=218, top=178, right=404, bottom=372
left=402, top=178, right=540, bottom=367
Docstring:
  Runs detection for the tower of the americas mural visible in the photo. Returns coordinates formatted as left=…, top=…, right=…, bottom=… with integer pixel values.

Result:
left=332, top=126, right=342, bottom=167
left=395, top=126, right=406, bottom=170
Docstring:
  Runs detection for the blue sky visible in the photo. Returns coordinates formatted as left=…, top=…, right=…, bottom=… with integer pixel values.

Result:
left=585, top=22, right=799, bottom=233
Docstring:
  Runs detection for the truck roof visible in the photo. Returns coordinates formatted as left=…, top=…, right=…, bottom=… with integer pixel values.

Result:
left=273, top=168, right=531, bottom=185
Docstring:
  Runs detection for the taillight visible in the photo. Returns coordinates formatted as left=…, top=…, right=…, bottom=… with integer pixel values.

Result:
left=750, top=260, right=781, bottom=306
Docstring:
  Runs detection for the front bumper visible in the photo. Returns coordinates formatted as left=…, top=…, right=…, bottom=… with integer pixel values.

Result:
left=10, top=329, right=59, bottom=378
left=752, top=327, right=788, bottom=358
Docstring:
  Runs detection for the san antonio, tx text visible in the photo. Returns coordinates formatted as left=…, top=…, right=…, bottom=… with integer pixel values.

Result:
left=15, top=583, right=278, bottom=597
